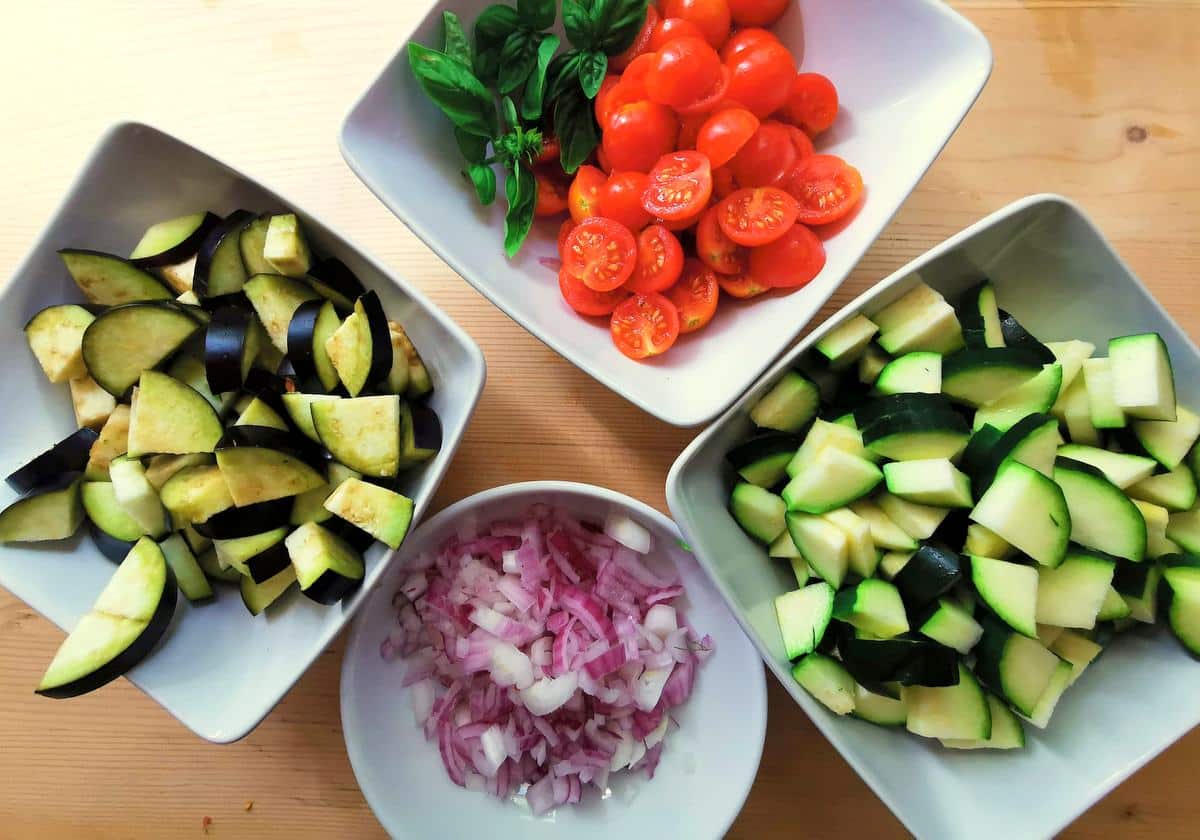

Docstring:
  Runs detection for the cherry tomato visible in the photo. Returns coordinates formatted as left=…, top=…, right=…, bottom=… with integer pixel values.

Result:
left=658, top=0, right=731, bottom=50
left=563, top=217, right=638, bottom=291
left=610, top=292, right=681, bottom=359
left=656, top=206, right=706, bottom=231
left=611, top=5, right=659, bottom=71
left=536, top=136, right=561, bottom=166
left=569, top=165, right=607, bottom=223
left=649, top=17, right=706, bottom=51
left=717, top=272, right=769, bottom=299
left=642, top=151, right=713, bottom=221
left=645, top=37, right=724, bottom=111
left=718, top=27, right=779, bottom=64
left=723, top=40, right=796, bottom=118
left=596, top=142, right=614, bottom=174
left=748, top=222, right=826, bottom=288
left=602, top=101, right=679, bottom=173
left=627, top=224, right=685, bottom=293
left=557, top=218, right=576, bottom=257
left=597, top=54, right=657, bottom=128
left=727, top=0, right=789, bottom=27
left=783, top=154, right=865, bottom=225
left=783, top=123, right=815, bottom=160
left=534, top=166, right=570, bottom=217
left=676, top=112, right=707, bottom=149
left=696, top=205, right=747, bottom=274
left=599, top=171, right=653, bottom=231
left=728, top=120, right=796, bottom=187
left=666, top=259, right=720, bottom=333
left=594, top=75, right=621, bottom=126
left=696, top=107, right=759, bottom=168
left=559, top=269, right=628, bottom=317
left=713, top=164, right=738, bottom=199
left=782, top=72, right=840, bottom=136
left=717, top=186, right=799, bottom=246
left=672, top=65, right=731, bottom=115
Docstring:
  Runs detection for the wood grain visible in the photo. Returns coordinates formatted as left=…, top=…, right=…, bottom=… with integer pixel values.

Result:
left=0, top=1, right=1197, bottom=837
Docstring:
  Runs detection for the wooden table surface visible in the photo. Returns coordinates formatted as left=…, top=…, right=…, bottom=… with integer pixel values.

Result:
left=1, top=1, right=1197, bottom=837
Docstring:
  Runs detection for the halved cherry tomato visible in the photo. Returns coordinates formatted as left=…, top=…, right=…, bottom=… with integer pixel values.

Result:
left=656, top=206, right=706, bottom=231
left=728, top=120, right=796, bottom=187
left=696, top=108, right=759, bottom=168
left=748, top=222, right=826, bottom=288
left=658, top=0, right=731, bottom=50
left=782, top=72, right=840, bottom=136
left=534, top=166, right=570, bottom=217
left=783, top=154, right=865, bottom=225
left=627, top=224, right=685, bottom=293
left=536, top=135, right=561, bottom=166
left=642, top=151, right=713, bottom=220
left=673, top=65, right=732, bottom=116
left=610, top=292, right=681, bottom=359
left=676, top=112, right=707, bottom=149
left=712, top=164, right=739, bottom=199
left=594, top=75, right=621, bottom=126
left=569, top=165, right=607, bottom=223
left=557, top=218, right=576, bottom=257
left=602, top=101, right=679, bottom=173
left=727, top=0, right=789, bottom=27
left=717, top=272, right=769, bottom=299
left=649, top=17, right=706, bottom=51
left=599, top=171, right=653, bottom=231
left=782, top=123, right=815, bottom=160
left=611, top=5, right=658, bottom=71
left=666, top=259, right=720, bottom=333
left=723, top=40, right=796, bottom=118
left=645, top=37, right=723, bottom=110
left=563, top=217, right=638, bottom=291
left=597, top=54, right=657, bottom=128
left=718, top=27, right=779, bottom=64
left=696, top=205, right=748, bottom=274
left=559, top=269, right=628, bottom=317
left=716, top=186, right=799, bottom=246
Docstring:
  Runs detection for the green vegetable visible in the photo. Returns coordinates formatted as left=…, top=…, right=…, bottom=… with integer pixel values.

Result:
left=407, top=44, right=497, bottom=139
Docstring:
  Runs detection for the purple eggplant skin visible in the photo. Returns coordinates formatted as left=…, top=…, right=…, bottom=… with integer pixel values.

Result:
left=130, top=212, right=221, bottom=269
left=204, top=306, right=252, bottom=394
left=409, top=402, right=443, bottom=453
left=35, top=565, right=178, bottom=699
left=355, top=290, right=394, bottom=388
left=239, top=367, right=294, bottom=423
left=215, top=425, right=327, bottom=473
left=191, top=497, right=292, bottom=540
left=301, top=567, right=363, bottom=605
left=6, top=428, right=99, bottom=494
left=307, top=257, right=366, bottom=314
left=286, top=299, right=325, bottom=387
left=327, top=517, right=377, bottom=554
left=243, top=541, right=292, bottom=584
left=192, top=210, right=255, bottom=297
left=197, top=291, right=250, bottom=313
left=89, top=521, right=136, bottom=564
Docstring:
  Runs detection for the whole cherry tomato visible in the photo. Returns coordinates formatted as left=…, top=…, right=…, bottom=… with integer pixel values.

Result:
left=665, top=259, right=720, bottom=333
left=718, top=27, right=779, bottom=64
left=696, top=107, right=759, bottom=168
left=781, top=72, right=840, bottom=136
left=782, top=123, right=815, bottom=159
left=568, top=165, right=607, bottom=223
left=695, top=205, right=747, bottom=275
left=602, top=101, right=679, bottom=173
left=723, top=40, right=796, bottom=118
left=658, top=0, right=732, bottom=50
left=676, top=112, right=708, bottom=149
left=728, top=120, right=797, bottom=187
left=649, top=17, right=707, bottom=51
left=645, top=36, right=724, bottom=111
left=599, top=171, right=654, bottom=231
left=596, top=53, right=657, bottom=128
left=727, top=0, right=789, bottom=28
left=748, top=222, right=826, bottom=288
left=611, top=5, right=658, bottom=71
left=712, top=164, right=739, bottom=199
left=536, top=135, right=561, bottom=165
left=533, top=166, right=570, bottom=217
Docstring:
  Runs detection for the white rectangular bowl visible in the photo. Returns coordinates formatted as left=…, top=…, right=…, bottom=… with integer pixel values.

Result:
left=666, top=194, right=1200, bottom=838
left=340, top=0, right=991, bottom=427
left=0, top=122, right=486, bottom=743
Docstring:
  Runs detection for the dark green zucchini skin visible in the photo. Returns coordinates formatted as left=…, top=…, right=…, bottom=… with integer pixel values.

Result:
left=35, top=566, right=178, bottom=699
left=997, top=309, right=1055, bottom=364
left=6, top=428, right=99, bottom=494
left=725, top=433, right=802, bottom=470
left=837, top=629, right=960, bottom=688
left=192, top=497, right=293, bottom=540
left=893, top=544, right=964, bottom=610
left=1112, top=554, right=1152, bottom=596
left=853, top=393, right=957, bottom=429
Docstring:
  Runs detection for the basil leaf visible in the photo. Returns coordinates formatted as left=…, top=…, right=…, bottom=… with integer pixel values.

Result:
left=497, top=30, right=538, bottom=95
left=555, top=87, right=600, bottom=174
left=465, top=163, right=497, bottom=206
left=502, top=96, right=519, bottom=131
left=563, top=0, right=594, bottom=48
left=475, top=4, right=521, bottom=51
left=408, top=44, right=498, bottom=139
left=545, top=50, right=584, bottom=102
left=503, top=162, right=537, bottom=258
left=454, top=127, right=490, bottom=164
left=517, top=0, right=556, bottom=31
left=473, top=46, right=502, bottom=86
left=442, top=11, right=472, bottom=67
left=591, top=0, right=650, bottom=55
left=520, top=34, right=560, bottom=121
left=577, top=50, right=608, bottom=99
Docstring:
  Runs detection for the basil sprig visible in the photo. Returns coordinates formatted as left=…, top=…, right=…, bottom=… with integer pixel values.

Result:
left=407, top=0, right=649, bottom=255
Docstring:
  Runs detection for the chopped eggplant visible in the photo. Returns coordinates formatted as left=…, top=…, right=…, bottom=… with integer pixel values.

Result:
left=0, top=475, right=84, bottom=543
left=192, top=210, right=254, bottom=298
left=58, top=249, right=173, bottom=305
left=24, top=304, right=95, bottom=383
left=6, top=428, right=98, bottom=494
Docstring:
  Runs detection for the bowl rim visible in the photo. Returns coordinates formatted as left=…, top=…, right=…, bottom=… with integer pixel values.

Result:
left=337, top=0, right=994, bottom=427
left=339, top=479, right=768, bottom=837
left=664, top=192, right=1200, bottom=837
left=0, top=119, right=488, bottom=743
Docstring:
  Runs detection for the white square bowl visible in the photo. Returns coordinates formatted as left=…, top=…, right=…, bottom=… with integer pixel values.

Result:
left=0, top=122, right=486, bottom=743
left=340, top=0, right=992, bottom=427
left=666, top=194, right=1200, bottom=838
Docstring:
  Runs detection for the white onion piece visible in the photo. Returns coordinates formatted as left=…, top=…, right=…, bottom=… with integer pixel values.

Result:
left=626, top=739, right=647, bottom=770
left=604, top=511, right=653, bottom=554
left=479, top=725, right=507, bottom=777
left=491, top=642, right=535, bottom=690
left=501, top=549, right=520, bottom=574
left=608, top=734, right=634, bottom=771
left=520, top=673, right=579, bottom=716
left=633, top=666, right=673, bottom=712
left=644, top=714, right=671, bottom=750
left=644, top=604, right=678, bottom=640
left=411, top=678, right=435, bottom=725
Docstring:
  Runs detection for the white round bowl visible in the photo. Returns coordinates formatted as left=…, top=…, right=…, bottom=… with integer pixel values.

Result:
left=340, top=481, right=767, bottom=839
